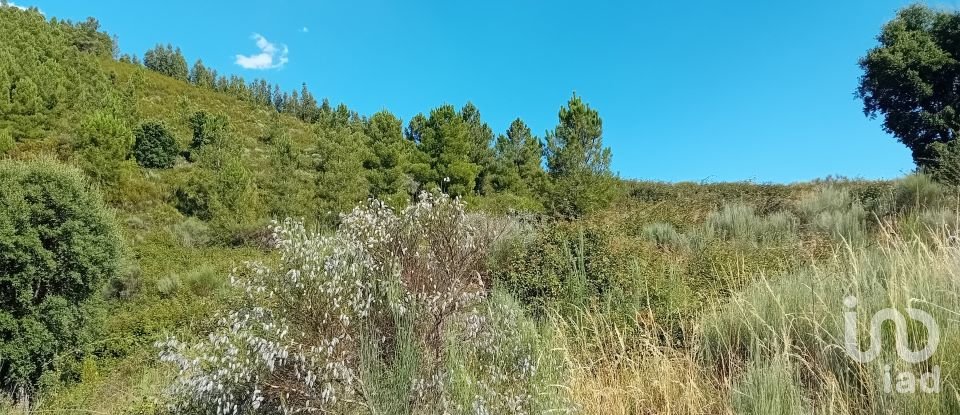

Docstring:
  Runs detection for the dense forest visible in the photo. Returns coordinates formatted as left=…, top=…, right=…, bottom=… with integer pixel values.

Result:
left=3, top=3, right=960, bottom=414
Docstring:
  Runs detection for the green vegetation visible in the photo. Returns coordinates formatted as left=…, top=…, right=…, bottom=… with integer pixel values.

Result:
left=0, top=158, right=121, bottom=394
left=132, top=122, right=179, bottom=169
left=5, top=3, right=960, bottom=414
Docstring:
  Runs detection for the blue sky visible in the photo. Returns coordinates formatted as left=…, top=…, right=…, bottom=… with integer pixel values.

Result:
left=25, top=0, right=948, bottom=182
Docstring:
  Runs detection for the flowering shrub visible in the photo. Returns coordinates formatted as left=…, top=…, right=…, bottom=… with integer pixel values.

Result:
left=158, top=193, right=563, bottom=414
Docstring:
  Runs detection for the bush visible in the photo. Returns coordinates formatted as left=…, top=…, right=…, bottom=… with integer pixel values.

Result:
left=926, top=140, right=960, bottom=187
left=155, top=275, right=180, bottom=298
left=181, top=265, right=222, bottom=296
left=72, top=111, right=134, bottom=185
left=894, top=173, right=945, bottom=213
left=158, top=193, right=512, bottom=413
left=797, top=186, right=866, bottom=243
left=187, top=111, right=228, bottom=155
left=0, top=158, right=121, bottom=392
left=173, top=157, right=261, bottom=240
left=495, top=222, right=624, bottom=312
left=703, top=203, right=796, bottom=247
left=132, top=122, right=178, bottom=169
left=168, top=217, right=210, bottom=248
left=641, top=222, right=687, bottom=251
left=0, top=129, right=13, bottom=155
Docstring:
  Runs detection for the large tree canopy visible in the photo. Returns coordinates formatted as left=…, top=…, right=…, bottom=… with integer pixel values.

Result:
left=0, top=159, right=121, bottom=390
left=857, top=4, right=960, bottom=166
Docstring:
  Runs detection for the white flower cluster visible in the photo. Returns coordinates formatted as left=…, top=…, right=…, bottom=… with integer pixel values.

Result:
left=158, top=192, right=506, bottom=414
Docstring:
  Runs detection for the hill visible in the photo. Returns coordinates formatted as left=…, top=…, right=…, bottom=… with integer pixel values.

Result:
left=5, top=5, right=960, bottom=415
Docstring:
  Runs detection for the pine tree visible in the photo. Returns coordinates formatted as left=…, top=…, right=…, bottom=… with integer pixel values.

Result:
left=144, top=44, right=188, bottom=81
left=272, top=85, right=284, bottom=112
left=298, top=83, right=318, bottom=123
left=365, top=110, right=413, bottom=204
left=493, top=118, right=545, bottom=195
left=189, top=59, right=214, bottom=88
left=12, top=77, right=41, bottom=114
left=544, top=93, right=615, bottom=216
left=313, top=125, right=372, bottom=223
left=460, top=102, right=496, bottom=194
left=414, top=105, right=482, bottom=196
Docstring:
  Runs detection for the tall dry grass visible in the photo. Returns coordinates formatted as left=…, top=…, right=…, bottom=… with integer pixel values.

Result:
left=551, top=212, right=960, bottom=414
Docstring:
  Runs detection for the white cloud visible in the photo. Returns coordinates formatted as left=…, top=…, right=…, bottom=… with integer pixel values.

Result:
left=300, top=27, right=309, bottom=33
left=6, top=1, right=43, bottom=14
left=234, top=33, right=288, bottom=70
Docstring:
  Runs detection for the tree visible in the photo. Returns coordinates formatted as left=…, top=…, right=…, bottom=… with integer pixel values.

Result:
left=857, top=4, right=960, bottom=167
left=461, top=102, right=496, bottom=194
left=272, top=85, right=285, bottom=112
left=544, top=93, right=615, bottom=216
left=492, top=118, right=545, bottom=195
left=313, top=125, right=372, bottom=223
left=143, top=44, right=188, bottom=81
left=0, top=158, right=121, bottom=392
left=11, top=77, right=41, bottom=114
left=365, top=110, right=413, bottom=204
left=188, top=59, right=215, bottom=88
left=298, top=83, right=318, bottom=123
left=133, top=121, right=179, bottom=168
left=188, top=111, right=228, bottom=156
left=411, top=105, right=483, bottom=197
left=926, top=139, right=960, bottom=186
left=70, top=17, right=114, bottom=57
left=72, top=111, right=134, bottom=185
left=0, top=128, right=13, bottom=155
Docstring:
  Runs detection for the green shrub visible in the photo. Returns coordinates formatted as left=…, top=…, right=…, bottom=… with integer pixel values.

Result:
left=704, top=203, right=756, bottom=243
left=0, top=129, right=13, bottom=155
left=181, top=264, right=222, bottom=296
left=168, top=217, right=210, bottom=248
left=132, top=122, right=179, bottom=168
left=72, top=111, right=134, bottom=185
left=894, top=173, right=945, bottom=212
left=155, top=275, right=180, bottom=298
left=188, top=110, right=228, bottom=155
left=926, top=140, right=960, bottom=187
left=494, top=222, right=624, bottom=312
left=108, top=259, right=142, bottom=300
left=0, top=158, right=122, bottom=391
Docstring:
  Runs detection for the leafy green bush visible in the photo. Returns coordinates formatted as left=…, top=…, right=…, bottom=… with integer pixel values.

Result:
left=155, top=275, right=180, bottom=298
left=0, top=158, right=121, bottom=391
left=181, top=264, right=222, bottom=296
left=494, top=222, right=624, bottom=312
left=926, top=140, right=960, bottom=187
left=132, top=121, right=178, bottom=168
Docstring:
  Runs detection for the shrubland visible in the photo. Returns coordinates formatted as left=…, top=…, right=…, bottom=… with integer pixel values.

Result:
left=4, top=3, right=960, bottom=415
